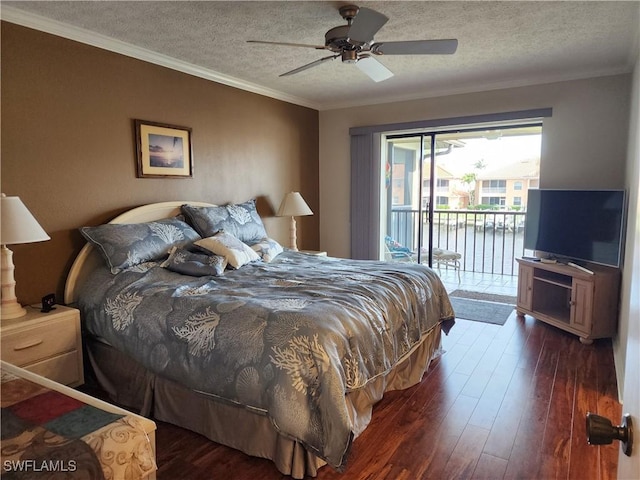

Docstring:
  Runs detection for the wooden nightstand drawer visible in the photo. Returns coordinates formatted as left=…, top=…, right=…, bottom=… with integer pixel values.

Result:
left=1, top=316, right=77, bottom=366
left=25, top=351, right=82, bottom=387
left=1, top=305, right=83, bottom=386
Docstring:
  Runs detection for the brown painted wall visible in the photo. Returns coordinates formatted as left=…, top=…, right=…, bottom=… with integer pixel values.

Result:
left=1, top=22, right=319, bottom=305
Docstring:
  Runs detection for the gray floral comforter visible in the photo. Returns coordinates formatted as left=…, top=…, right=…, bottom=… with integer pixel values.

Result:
left=78, top=251, right=454, bottom=469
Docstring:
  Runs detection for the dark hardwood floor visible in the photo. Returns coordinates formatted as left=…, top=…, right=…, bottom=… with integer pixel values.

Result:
left=154, top=313, right=621, bottom=479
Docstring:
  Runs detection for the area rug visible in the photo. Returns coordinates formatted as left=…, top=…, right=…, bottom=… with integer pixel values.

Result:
left=449, top=289, right=517, bottom=305
left=448, top=293, right=515, bottom=326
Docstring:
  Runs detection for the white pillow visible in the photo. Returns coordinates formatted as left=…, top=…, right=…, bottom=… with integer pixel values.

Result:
left=195, top=231, right=260, bottom=269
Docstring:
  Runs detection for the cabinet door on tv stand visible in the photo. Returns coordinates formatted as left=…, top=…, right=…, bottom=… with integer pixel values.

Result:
left=517, top=263, right=534, bottom=313
left=570, top=278, right=594, bottom=335
left=571, top=278, right=593, bottom=335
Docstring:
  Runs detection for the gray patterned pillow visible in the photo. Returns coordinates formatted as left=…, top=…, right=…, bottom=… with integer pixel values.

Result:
left=161, top=247, right=227, bottom=277
left=80, top=218, right=201, bottom=274
left=194, top=231, right=260, bottom=269
left=181, top=200, right=268, bottom=245
left=251, top=237, right=284, bottom=263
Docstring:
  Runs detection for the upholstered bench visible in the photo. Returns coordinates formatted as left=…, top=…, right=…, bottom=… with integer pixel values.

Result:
left=432, top=248, right=461, bottom=281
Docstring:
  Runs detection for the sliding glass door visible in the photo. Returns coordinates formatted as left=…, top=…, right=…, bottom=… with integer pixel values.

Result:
left=381, top=124, right=542, bottom=275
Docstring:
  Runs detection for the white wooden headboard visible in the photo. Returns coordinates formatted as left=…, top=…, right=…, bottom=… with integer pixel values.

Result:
left=64, top=201, right=215, bottom=305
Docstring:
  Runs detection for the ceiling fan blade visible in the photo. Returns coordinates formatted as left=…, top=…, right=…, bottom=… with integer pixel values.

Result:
left=280, top=54, right=339, bottom=77
left=372, top=39, right=458, bottom=55
left=356, top=55, right=394, bottom=82
left=348, top=7, right=389, bottom=44
left=247, top=40, right=326, bottom=50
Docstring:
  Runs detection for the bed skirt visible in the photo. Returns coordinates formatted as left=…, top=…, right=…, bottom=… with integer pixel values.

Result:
left=85, top=323, right=443, bottom=478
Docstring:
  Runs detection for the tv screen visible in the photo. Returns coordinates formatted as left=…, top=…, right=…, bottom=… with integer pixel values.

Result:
left=524, top=189, right=625, bottom=267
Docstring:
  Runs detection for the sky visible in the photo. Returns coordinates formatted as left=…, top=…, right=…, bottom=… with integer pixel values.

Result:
left=436, top=135, right=542, bottom=176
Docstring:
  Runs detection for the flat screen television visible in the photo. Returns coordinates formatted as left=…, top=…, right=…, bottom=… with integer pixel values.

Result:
left=524, top=189, right=626, bottom=267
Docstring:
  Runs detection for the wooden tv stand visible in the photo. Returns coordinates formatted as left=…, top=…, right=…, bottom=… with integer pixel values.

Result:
left=516, top=258, right=620, bottom=344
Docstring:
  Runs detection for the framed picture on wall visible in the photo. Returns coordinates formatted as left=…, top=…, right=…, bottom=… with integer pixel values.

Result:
left=135, top=119, right=193, bottom=178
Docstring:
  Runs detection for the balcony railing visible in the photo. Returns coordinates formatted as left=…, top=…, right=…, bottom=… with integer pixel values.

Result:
left=388, top=208, right=527, bottom=276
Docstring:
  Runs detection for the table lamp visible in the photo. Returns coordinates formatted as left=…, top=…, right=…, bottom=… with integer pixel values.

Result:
left=1, top=194, right=50, bottom=320
left=277, top=192, right=313, bottom=251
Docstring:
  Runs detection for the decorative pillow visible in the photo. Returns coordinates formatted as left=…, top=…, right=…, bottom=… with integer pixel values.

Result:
left=161, top=247, right=227, bottom=277
left=80, top=218, right=201, bottom=274
left=195, top=231, right=260, bottom=269
left=251, top=237, right=284, bottom=263
left=181, top=199, right=268, bottom=245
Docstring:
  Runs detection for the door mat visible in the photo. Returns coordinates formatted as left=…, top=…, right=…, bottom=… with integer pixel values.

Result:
left=449, top=297, right=515, bottom=326
left=449, top=289, right=517, bottom=305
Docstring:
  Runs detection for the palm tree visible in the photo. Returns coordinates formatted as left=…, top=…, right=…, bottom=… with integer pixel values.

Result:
left=461, top=172, right=477, bottom=207
left=474, top=159, right=487, bottom=170
left=462, top=159, right=487, bottom=208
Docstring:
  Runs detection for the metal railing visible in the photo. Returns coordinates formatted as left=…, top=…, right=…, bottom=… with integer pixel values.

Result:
left=388, top=208, right=527, bottom=276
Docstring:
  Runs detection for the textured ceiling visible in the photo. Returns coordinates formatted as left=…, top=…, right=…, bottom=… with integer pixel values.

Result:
left=2, top=1, right=639, bottom=110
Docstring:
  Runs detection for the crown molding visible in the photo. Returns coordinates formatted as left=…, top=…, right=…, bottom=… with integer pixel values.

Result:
left=0, top=6, right=320, bottom=111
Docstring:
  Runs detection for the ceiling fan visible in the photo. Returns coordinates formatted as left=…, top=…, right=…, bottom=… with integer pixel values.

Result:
left=248, top=4, right=458, bottom=82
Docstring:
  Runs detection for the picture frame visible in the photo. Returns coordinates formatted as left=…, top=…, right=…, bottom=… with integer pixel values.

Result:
left=135, top=119, right=193, bottom=178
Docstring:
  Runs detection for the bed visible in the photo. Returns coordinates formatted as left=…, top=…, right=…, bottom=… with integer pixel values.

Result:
left=64, top=200, right=455, bottom=478
left=1, top=360, right=156, bottom=480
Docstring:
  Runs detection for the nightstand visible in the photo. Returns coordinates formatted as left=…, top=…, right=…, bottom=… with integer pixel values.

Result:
left=1, top=305, right=84, bottom=387
left=299, top=250, right=328, bottom=256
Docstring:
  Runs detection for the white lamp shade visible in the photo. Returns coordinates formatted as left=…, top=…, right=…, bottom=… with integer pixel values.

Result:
left=1, top=194, right=50, bottom=245
left=277, top=192, right=313, bottom=217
